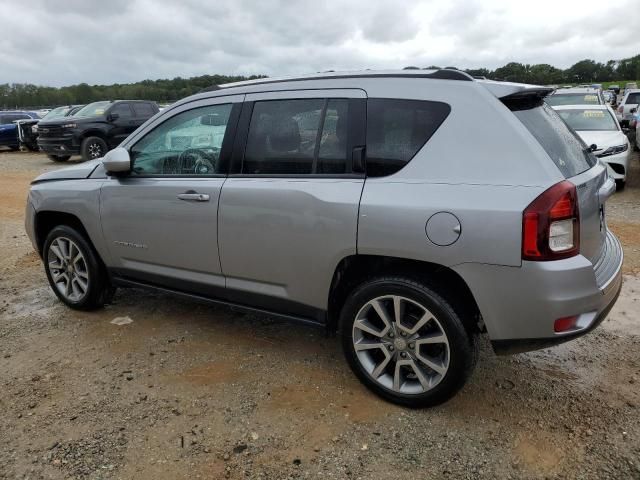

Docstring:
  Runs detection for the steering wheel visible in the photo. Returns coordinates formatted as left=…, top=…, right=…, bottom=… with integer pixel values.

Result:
left=177, top=148, right=217, bottom=174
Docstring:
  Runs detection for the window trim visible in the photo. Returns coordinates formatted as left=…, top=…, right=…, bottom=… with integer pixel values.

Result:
left=230, top=96, right=366, bottom=178
left=124, top=102, right=242, bottom=178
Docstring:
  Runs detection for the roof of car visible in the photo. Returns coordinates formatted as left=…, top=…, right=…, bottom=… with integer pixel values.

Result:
left=185, top=69, right=553, bottom=107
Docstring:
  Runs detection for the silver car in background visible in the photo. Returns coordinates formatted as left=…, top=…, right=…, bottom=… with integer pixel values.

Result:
left=545, top=87, right=604, bottom=107
left=25, top=70, right=623, bottom=407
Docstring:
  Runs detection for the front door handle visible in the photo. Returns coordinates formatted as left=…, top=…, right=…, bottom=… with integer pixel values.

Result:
left=177, top=192, right=210, bottom=202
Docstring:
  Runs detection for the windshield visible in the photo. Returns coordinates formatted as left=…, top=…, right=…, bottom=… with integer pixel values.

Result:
left=43, top=106, right=72, bottom=120
left=74, top=101, right=111, bottom=118
left=545, top=93, right=601, bottom=106
left=555, top=109, right=618, bottom=131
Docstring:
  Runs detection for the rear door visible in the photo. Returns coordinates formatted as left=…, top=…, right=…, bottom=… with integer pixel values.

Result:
left=217, top=89, right=366, bottom=319
left=510, top=102, right=607, bottom=264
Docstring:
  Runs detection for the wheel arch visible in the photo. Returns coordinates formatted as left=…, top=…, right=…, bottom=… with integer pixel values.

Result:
left=35, top=211, right=96, bottom=258
left=327, top=255, right=483, bottom=335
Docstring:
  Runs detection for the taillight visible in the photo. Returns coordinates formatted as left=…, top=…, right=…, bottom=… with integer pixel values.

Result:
left=522, top=181, right=580, bottom=261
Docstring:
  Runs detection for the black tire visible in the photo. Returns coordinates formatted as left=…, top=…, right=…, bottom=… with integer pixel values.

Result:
left=43, top=225, right=114, bottom=310
left=81, top=136, right=108, bottom=162
left=9, top=145, right=19, bottom=151
left=615, top=179, right=625, bottom=191
left=339, top=276, right=478, bottom=408
left=25, top=143, right=39, bottom=152
left=47, top=154, right=71, bottom=162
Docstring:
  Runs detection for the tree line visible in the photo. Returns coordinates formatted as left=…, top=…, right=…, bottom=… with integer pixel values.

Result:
left=2, top=53, right=640, bottom=109
left=0, top=74, right=264, bottom=109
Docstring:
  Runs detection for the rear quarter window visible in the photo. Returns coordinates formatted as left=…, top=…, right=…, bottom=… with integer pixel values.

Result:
left=133, top=103, right=157, bottom=117
left=365, top=99, right=451, bottom=177
left=511, top=102, right=596, bottom=178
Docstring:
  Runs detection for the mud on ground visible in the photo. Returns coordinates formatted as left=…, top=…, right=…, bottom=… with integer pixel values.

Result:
left=0, top=149, right=639, bottom=479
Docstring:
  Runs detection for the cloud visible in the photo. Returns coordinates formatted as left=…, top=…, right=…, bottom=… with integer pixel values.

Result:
left=1, top=0, right=638, bottom=87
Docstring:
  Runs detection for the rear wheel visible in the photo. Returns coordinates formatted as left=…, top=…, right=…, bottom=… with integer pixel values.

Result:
left=43, top=225, right=114, bottom=310
left=339, top=276, right=477, bottom=408
left=81, top=136, right=108, bottom=162
left=47, top=154, right=71, bottom=162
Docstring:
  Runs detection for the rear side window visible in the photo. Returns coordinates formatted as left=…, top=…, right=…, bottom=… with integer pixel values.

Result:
left=243, top=98, right=350, bottom=175
left=133, top=103, right=156, bottom=117
left=365, top=99, right=451, bottom=177
left=512, top=102, right=596, bottom=178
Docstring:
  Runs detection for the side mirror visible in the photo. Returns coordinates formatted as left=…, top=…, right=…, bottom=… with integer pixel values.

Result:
left=108, top=113, right=120, bottom=122
left=631, top=108, right=638, bottom=114
left=102, top=147, right=131, bottom=173
left=589, top=144, right=598, bottom=153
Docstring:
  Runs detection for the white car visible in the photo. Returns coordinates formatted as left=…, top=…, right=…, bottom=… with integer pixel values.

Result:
left=545, top=87, right=604, bottom=107
left=615, top=88, right=640, bottom=126
left=553, top=105, right=629, bottom=186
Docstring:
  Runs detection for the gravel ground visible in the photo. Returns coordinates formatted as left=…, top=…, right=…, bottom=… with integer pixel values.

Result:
left=0, top=148, right=639, bottom=480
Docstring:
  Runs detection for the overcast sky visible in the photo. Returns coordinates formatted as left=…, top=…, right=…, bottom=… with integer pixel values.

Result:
left=2, top=0, right=639, bottom=87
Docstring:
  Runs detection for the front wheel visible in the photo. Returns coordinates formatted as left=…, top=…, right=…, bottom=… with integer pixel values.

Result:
left=81, top=136, right=108, bottom=162
left=43, top=225, right=114, bottom=310
left=339, top=277, right=477, bottom=408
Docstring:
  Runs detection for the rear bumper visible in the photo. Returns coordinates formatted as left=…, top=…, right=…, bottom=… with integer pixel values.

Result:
left=453, top=229, right=624, bottom=354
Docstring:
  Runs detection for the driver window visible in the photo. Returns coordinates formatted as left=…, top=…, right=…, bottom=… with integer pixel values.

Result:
left=130, top=103, right=232, bottom=175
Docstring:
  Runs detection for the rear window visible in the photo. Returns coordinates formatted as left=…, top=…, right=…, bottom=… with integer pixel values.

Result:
left=625, top=92, right=640, bottom=105
left=545, top=93, right=601, bottom=106
left=365, top=99, right=451, bottom=177
left=512, top=102, right=596, bottom=178
left=555, top=108, right=618, bottom=131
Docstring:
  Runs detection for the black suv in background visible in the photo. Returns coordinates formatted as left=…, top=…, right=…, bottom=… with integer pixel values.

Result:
left=37, top=100, right=159, bottom=162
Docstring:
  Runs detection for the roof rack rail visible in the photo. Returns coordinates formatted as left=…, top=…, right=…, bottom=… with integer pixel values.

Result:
left=217, top=69, right=473, bottom=89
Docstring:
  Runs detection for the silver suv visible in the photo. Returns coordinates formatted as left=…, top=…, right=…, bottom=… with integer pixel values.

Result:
left=25, top=70, right=623, bottom=407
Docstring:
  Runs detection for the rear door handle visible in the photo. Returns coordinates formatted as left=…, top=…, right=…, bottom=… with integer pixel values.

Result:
left=177, top=193, right=210, bottom=202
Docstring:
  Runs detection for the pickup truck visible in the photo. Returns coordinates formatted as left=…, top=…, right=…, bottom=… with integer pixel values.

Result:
left=37, top=100, right=159, bottom=162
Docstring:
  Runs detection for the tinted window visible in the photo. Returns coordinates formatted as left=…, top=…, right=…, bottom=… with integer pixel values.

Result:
left=625, top=92, right=640, bottom=104
left=133, top=103, right=156, bottom=117
left=111, top=103, right=133, bottom=119
left=512, top=102, right=596, bottom=178
left=365, top=99, right=451, bottom=177
left=131, top=103, right=232, bottom=175
left=244, top=99, right=324, bottom=174
left=317, top=99, right=349, bottom=174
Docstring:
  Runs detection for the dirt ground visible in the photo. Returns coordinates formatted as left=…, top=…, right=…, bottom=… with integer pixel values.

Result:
left=0, top=149, right=639, bottom=480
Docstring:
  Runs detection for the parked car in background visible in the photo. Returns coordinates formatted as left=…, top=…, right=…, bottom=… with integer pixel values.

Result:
left=624, top=82, right=638, bottom=91
left=37, top=100, right=159, bottom=162
left=553, top=105, right=629, bottom=187
left=616, top=89, right=640, bottom=127
left=16, top=105, right=84, bottom=151
left=0, top=111, right=40, bottom=150
left=545, top=87, right=604, bottom=106
left=602, top=90, right=614, bottom=104
left=25, top=70, right=623, bottom=407
left=608, top=85, right=620, bottom=95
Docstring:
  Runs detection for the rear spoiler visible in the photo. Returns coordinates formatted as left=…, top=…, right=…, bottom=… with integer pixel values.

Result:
left=477, top=81, right=555, bottom=111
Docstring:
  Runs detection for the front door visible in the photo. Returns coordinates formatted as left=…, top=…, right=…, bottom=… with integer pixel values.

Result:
left=218, top=89, right=367, bottom=320
left=100, top=96, right=243, bottom=294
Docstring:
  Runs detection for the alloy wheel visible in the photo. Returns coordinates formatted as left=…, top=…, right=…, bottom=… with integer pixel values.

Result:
left=47, top=237, right=90, bottom=302
left=352, top=295, right=450, bottom=395
left=88, top=143, right=104, bottom=159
